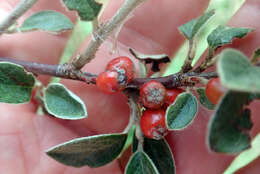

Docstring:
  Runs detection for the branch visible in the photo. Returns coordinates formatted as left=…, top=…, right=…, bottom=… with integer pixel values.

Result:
left=0, top=0, right=38, bottom=35
left=72, top=0, right=146, bottom=70
left=0, top=57, right=217, bottom=89
left=0, top=57, right=97, bottom=84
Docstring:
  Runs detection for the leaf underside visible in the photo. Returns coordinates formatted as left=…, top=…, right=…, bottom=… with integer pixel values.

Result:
left=44, top=83, right=87, bottom=120
left=218, top=49, right=260, bottom=93
left=20, top=10, right=73, bottom=32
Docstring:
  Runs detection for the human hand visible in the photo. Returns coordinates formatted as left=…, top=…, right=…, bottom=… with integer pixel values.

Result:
left=0, top=0, right=259, bottom=174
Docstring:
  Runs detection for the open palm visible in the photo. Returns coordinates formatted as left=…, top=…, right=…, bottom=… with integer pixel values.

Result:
left=0, top=0, right=260, bottom=174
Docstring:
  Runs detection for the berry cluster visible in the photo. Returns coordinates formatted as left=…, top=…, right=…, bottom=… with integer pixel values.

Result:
left=96, top=56, right=185, bottom=140
left=139, top=80, right=183, bottom=139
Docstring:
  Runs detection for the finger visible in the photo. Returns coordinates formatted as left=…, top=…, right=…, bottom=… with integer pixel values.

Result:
left=167, top=1, right=260, bottom=174
left=0, top=104, right=122, bottom=174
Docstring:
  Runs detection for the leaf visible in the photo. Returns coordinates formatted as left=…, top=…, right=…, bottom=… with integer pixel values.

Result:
left=223, top=133, right=260, bottom=174
left=0, top=62, right=35, bottom=104
left=129, top=48, right=170, bottom=72
left=253, top=48, right=260, bottom=58
left=179, top=10, right=215, bottom=40
left=207, top=26, right=253, bottom=49
left=46, top=133, right=127, bottom=167
left=251, top=47, right=260, bottom=64
left=143, top=138, right=175, bottom=174
left=132, top=137, right=175, bottom=174
left=125, top=151, right=159, bottom=174
left=166, top=92, right=198, bottom=130
left=44, top=83, right=87, bottom=120
left=196, top=88, right=215, bottom=110
left=20, top=11, right=73, bottom=33
left=217, top=49, right=260, bottom=93
left=208, top=91, right=252, bottom=154
left=62, top=0, right=102, bottom=21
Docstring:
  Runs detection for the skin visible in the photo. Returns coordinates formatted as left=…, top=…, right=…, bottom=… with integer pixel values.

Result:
left=0, top=0, right=260, bottom=173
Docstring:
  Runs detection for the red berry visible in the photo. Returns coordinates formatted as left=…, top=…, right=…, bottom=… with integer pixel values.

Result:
left=140, top=80, right=166, bottom=109
left=106, top=56, right=135, bottom=83
left=140, top=109, right=168, bottom=140
left=205, top=78, right=227, bottom=105
left=96, top=70, right=121, bottom=94
left=164, top=88, right=184, bottom=107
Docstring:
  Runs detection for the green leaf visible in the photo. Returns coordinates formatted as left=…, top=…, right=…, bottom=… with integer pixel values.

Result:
left=223, top=133, right=260, bottom=174
left=217, top=49, right=260, bottom=93
left=44, top=83, right=87, bottom=120
left=46, top=133, right=127, bottom=167
left=125, top=151, right=159, bottom=174
left=196, top=88, right=215, bottom=110
left=251, top=47, right=260, bottom=64
left=179, top=10, right=215, bottom=40
left=253, top=48, right=260, bottom=58
left=166, top=92, right=198, bottom=130
left=62, top=0, right=102, bottom=21
left=20, top=11, right=73, bottom=33
left=208, top=91, right=252, bottom=154
left=0, top=62, right=35, bottom=104
left=143, top=138, right=175, bottom=174
left=132, top=137, right=175, bottom=174
left=207, top=26, right=253, bottom=49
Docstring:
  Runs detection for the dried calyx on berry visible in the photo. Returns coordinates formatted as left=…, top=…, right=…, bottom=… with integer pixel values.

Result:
left=106, top=56, right=135, bottom=83
left=97, top=56, right=135, bottom=94
left=140, top=109, right=168, bottom=140
left=140, top=80, right=166, bottom=109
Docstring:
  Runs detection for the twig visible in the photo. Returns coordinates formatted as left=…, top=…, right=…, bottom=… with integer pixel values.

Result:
left=0, top=57, right=217, bottom=89
left=0, top=0, right=38, bottom=35
left=181, top=40, right=196, bottom=73
left=72, top=0, right=147, bottom=70
left=194, top=47, right=215, bottom=73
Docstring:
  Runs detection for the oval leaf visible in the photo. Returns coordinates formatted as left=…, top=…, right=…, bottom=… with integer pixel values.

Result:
left=62, top=0, right=102, bottom=21
left=125, top=151, right=159, bottom=174
left=46, top=133, right=127, bottom=167
left=208, top=91, right=252, bottom=154
left=44, top=83, right=87, bottom=120
left=179, top=10, right=215, bottom=40
left=132, top=136, right=175, bottom=174
left=196, top=88, right=215, bottom=110
left=0, top=62, right=35, bottom=104
left=20, top=11, right=73, bottom=32
left=166, top=92, right=198, bottom=130
left=143, top=138, right=175, bottom=174
left=207, top=26, right=253, bottom=49
left=218, top=49, right=260, bottom=93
